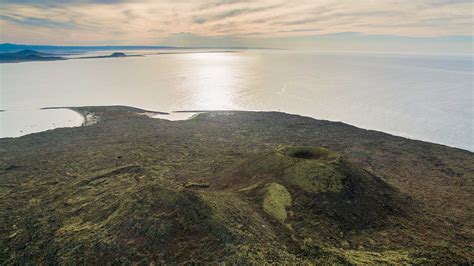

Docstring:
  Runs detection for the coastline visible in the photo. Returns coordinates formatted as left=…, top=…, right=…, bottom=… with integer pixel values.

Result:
left=0, top=108, right=84, bottom=138
left=0, top=106, right=470, bottom=152
left=1, top=105, right=472, bottom=264
left=42, top=107, right=98, bottom=126
left=42, top=105, right=170, bottom=126
left=0, top=50, right=240, bottom=64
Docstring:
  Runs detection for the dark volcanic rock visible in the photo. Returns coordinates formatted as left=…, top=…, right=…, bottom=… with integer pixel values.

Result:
left=0, top=106, right=472, bottom=264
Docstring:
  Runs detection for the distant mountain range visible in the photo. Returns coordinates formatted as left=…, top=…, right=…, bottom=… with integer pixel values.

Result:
left=0, top=49, right=143, bottom=63
left=0, top=43, right=252, bottom=53
left=0, top=43, right=252, bottom=63
left=0, top=49, right=64, bottom=63
left=0, top=43, right=176, bottom=53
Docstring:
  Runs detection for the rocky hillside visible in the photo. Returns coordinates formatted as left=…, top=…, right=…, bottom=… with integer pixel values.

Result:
left=0, top=106, right=472, bottom=264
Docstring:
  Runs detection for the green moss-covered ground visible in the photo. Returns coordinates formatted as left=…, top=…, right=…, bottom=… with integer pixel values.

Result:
left=262, top=182, right=292, bottom=223
left=0, top=106, right=473, bottom=264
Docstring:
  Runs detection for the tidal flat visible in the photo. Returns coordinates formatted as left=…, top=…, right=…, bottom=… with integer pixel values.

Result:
left=0, top=106, right=472, bottom=264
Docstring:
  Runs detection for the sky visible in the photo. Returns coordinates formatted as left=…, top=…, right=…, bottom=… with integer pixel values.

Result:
left=0, top=0, right=472, bottom=53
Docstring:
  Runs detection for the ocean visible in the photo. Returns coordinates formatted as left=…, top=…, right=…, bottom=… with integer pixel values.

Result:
left=0, top=50, right=472, bottom=151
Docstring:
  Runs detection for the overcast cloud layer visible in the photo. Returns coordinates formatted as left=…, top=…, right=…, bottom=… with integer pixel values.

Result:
left=0, top=0, right=472, bottom=52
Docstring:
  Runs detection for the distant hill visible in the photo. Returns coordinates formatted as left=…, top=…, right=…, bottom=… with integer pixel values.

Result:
left=110, top=52, right=126, bottom=57
left=0, top=50, right=139, bottom=63
left=0, top=43, right=177, bottom=53
left=6, top=49, right=55, bottom=57
left=0, top=49, right=64, bottom=63
left=0, top=106, right=472, bottom=264
left=0, top=43, right=252, bottom=53
left=76, top=52, right=138, bottom=60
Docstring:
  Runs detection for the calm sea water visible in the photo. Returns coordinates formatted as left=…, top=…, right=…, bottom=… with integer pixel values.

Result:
left=0, top=50, right=472, bottom=151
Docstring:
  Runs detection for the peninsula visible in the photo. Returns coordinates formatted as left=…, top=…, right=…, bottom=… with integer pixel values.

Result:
left=0, top=106, right=472, bottom=264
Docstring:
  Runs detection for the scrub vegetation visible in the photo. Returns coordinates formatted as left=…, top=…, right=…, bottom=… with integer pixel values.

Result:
left=0, top=106, right=472, bottom=264
left=262, top=182, right=292, bottom=223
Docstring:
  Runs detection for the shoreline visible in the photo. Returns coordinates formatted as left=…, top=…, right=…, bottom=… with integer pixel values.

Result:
left=42, top=106, right=170, bottom=126
left=0, top=105, right=471, bottom=152
left=42, top=107, right=99, bottom=126
left=0, top=50, right=240, bottom=64
left=0, top=108, right=84, bottom=138
left=39, top=106, right=474, bottom=152
left=1, top=104, right=472, bottom=264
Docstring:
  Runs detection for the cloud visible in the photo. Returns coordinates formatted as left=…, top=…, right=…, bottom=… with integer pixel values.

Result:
left=192, top=17, right=205, bottom=24
left=193, top=3, right=283, bottom=24
left=0, top=0, right=126, bottom=4
left=277, top=28, right=320, bottom=33
left=426, top=0, right=473, bottom=5
left=0, top=14, right=77, bottom=29
left=0, top=0, right=472, bottom=50
left=197, top=0, right=253, bottom=10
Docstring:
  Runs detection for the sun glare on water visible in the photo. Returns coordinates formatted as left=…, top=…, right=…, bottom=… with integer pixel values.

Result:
left=183, top=53, right=241, bottom=110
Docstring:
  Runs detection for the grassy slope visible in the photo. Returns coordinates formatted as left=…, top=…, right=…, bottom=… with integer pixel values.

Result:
left=0, top=107, right=473, bottom=264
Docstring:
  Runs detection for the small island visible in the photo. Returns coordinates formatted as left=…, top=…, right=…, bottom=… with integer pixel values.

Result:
left=110, top=52, right=127, bottom=57
left=76, top=52, right=141, bottom=60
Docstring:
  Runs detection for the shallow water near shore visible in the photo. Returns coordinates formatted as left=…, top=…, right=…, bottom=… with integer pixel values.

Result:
left=0, top=109, right=83, bottom=138
left=0, top=50, right=472, bottom=150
